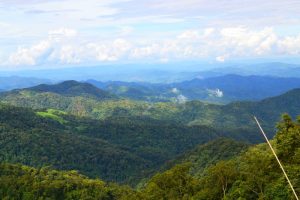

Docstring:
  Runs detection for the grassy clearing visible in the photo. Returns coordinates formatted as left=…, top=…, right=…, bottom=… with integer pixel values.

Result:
left=36, top=109, right=67, bottom=124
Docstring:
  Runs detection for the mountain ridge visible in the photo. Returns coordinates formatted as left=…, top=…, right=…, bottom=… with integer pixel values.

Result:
left=87, top=74, right=300, bottom=103
left=27, top=80, right=116, bottom=100
left=1, top=81, right=300, bottom=133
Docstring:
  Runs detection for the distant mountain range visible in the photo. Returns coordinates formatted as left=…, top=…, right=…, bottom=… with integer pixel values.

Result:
left=201, top=62, right=300, bottom=78
left=0, top=65, right=200, bottom=83
left=1, top=80, right=300, bottom=134
left=3, top=74, right=300, bottom=103
left=1, top=62, right=300, bottom=83
left=87, top=74, right=300, bottom=103
left=1, top=62, right=300, bottom=104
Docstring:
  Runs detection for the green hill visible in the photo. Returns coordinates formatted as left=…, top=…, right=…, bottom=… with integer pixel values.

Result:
left=142, top=114, right=300, bottom=199
left=11, top=80, right=115, bottom=100
left=1, top=114, right=300, bottom=199
left=0, top=104, right=152, bottom=183
left=163, top=138, right=249, bottom=177
left=0, top=163, right=141, bottom=200
left=1, top=82, right=300, bottom=133
left=0, top=103, right=222, bottom=184
left=173, top=88, right=300, bottom=131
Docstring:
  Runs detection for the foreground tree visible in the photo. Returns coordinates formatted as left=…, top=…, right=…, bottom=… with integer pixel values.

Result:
left=143, top=163, right=199, bottom=200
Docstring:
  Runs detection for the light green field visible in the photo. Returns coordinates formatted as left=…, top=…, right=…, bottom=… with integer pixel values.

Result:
left=36, top=109, right=67, bottom=124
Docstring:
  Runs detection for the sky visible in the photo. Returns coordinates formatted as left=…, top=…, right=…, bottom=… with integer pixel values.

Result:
left=1, top=0, right=300, bottom=70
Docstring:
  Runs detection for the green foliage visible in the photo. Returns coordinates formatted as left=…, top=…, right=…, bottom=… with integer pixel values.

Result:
left=143, top=163, right=200, bottom=200
left=1, top=81, right=300, bottom=199
left=165, top=138, right=249, bottom=177
left=143, top=114, right=300, bottom=200
left=195, top=114, right=300, bottom=199
left=0, top=104, right=152, bottom=184
left=3, top=83, right=300, bottom=140
left=197, top=160, right=239, bottom=199
left=275, top=113, right=300, bottom=160
left=0, top=103, right=220, bottom=185
left=0, top=163, right=142, bottom=200
left=37, top=109, right=67, bottom=124
left=29, top=80, right=116, bottom=100
left=1, top=114, right=300, bottom=199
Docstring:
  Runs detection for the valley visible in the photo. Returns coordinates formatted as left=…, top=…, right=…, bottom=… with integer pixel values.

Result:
left=0, top=72, right=300, bottom=199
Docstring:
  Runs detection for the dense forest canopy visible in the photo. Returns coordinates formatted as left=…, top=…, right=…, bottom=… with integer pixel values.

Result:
left=1, top=114, right=300, bottom=199
left=2, top=0, right=300, bottom=197
left=1, top=81, right=300, bottom=199
left=1, top=81, right=300, bottom=132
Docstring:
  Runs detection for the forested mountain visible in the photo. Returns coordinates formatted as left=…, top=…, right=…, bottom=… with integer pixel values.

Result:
left=25, top=80, right=115, bottom=99
left=163, top=138, right=250, bottom=177
left=1, top=81, right=300, bottom=132
left=5, top=70, right=300, bottom=103
left=87, top=75, right=300, bottom=103
left=87, top=80, right=170, bottom=102
left=2, top=114, right=300, bottom=199
left=0, top=104, right=152, bottom=183
left=173, top=75, right=300, bottom=101
left=4, top=80, right=297, bottom=185
left=143, top=114, right=300, bottom=199
left=0, top=103, right=225, bottom=184
left=178, top=88, right=300, bottom=131
left=1, top=79, right=300, bottom=199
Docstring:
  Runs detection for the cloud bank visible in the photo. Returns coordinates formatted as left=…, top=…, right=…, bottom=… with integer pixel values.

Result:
left=1, top=0, right=300, bottom=68
left=4, top=27, right=300, bottom=67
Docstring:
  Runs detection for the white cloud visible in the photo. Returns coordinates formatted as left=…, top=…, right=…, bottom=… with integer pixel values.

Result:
left=207, top=88, right=224, bottom=98
left=55, top=45, right=81, bottom=64
left=203, top=28, right=215, bottom=37
left=174, top=27, right=300, bottom=61
left=5, top=26, right=300, bottom=67
left=176, top=94, right=188, bottom=104
left=8, top=28, right=80, bottom=66
left=1, top=0, right=300, bottom=68
left=9, top=40, right=51, bottom=65
left=130, top=44, right=159, bottom=59
left=113, top=39, right=132, bottom=52
left=86, top=38, right=132, bottom=62
left=171, top=88, right=180, bottom=94
left=278, top=34, right=300, bottom=55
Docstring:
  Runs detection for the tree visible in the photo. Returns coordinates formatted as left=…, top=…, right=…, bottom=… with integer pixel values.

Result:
left=199, top=160, right=238, bottom=199
left=275, top=114, right=300, bottom=161
left=143, top=163, right=199, bottom=200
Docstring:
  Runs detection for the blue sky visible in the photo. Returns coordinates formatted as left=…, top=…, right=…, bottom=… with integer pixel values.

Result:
left=1, top=0, right=300, bottom=70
